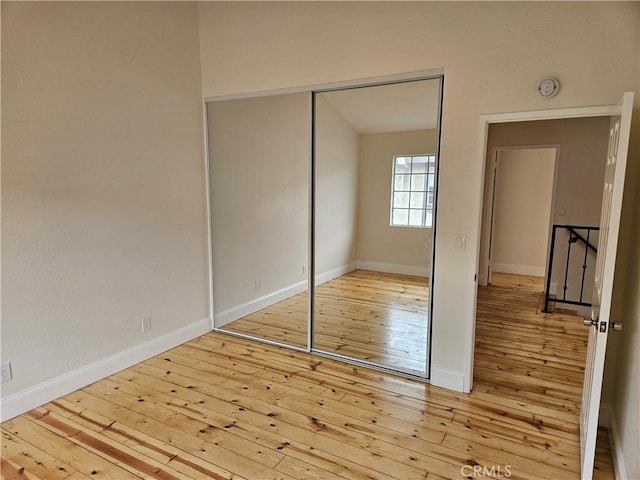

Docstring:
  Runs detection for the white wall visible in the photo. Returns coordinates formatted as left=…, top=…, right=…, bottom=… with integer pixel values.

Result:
left=1, top=2, right=208, bottom=415
left=357, top=130, right=437, bottom=276
left=198, top=1, right=640, bottom=391
left=315, top=95, right=360, bottom=279
left=491, top=148, right=556, bottom=277
left=207, top=94, right=310, bottom=320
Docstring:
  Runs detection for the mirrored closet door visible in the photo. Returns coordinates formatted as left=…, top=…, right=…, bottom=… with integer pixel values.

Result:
left=313, top=78, right=442, bottom=376
left=207, top=75, right=442, bottom=378
left=207, top=93, right=311, bottom=349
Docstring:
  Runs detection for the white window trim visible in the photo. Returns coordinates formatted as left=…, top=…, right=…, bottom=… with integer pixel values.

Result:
left=389, top=154, right=436, bottom=229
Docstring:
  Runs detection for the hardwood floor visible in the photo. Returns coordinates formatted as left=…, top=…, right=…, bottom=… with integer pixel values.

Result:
left=222, top=270, right=428, bottom=375
left=1, top=273, right=614, bottom=479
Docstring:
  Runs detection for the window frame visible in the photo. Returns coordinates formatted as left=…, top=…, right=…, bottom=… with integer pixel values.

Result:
left=389, top=154, right=436, bottom=229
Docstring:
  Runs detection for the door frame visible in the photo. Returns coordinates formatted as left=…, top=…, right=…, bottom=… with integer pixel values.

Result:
left=480, top=144, right=560, bottom=287
left=467, top=102, right=620, bottom=393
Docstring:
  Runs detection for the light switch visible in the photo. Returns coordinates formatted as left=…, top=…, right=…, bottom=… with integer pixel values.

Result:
left=455, top=233, right=466, bottom=250
left=559, top=207, right=567, bottom=217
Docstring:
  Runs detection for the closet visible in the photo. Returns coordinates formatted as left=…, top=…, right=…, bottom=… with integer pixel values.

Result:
left=207, top=75, right=442, bottom=379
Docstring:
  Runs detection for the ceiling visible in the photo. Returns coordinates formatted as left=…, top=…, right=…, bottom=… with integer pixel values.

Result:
left=320, top=78, right=441, bottom=134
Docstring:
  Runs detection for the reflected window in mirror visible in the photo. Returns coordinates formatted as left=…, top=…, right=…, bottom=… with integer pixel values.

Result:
left=390, top=154, right=436, bottom=228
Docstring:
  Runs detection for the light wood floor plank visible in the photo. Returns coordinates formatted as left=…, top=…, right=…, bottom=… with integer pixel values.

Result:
left=1, top=428, right=86, bottom=480
left=0, top=456, right=46, bottom=480
left=2, top=416, right=142, bottom=480
left=24, top=408, right=191, bottom=480
left=104, top=370, right=437, bottom=480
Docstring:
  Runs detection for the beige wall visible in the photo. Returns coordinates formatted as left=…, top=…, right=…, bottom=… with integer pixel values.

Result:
left=486, top=118, right=610, bottom=228
left=491, top=148, right=556, bottom=276
left=197, top=1, right=639, bottom=389
left=315, top=95, right=360, bottom=278
left=357, top=130, right=437, bottom=274
left=1, top=2, right=207, bottom=397
left=208, top=94, right=310, bottom=316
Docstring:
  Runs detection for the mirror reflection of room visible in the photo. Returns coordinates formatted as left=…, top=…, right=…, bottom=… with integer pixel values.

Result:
left=313, top=78, right=441, bottom=376
left=208, top=93, right=311, bottom=349
left=207, top=78, right=441, bottom=377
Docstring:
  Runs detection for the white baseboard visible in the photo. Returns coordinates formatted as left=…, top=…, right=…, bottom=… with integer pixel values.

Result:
left=430, top=367, right=465, bottom=392
left=609, top=410, right=630, bottom=480
left=492, top=263, right=545, bottom=277
left=356, top=261, right=429, bottom=278
left=315, top=262, right=357, bottom=286
left=215, top=280, right=308, bottom=327
left=0, top=317, right=211, bottom=422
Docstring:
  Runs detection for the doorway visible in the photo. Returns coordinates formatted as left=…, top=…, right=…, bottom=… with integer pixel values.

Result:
left=477, top=116, right=612, bottom=292
left=485, top=147, right=558, bottom=285
left=472, top=96, right=632, bottom=479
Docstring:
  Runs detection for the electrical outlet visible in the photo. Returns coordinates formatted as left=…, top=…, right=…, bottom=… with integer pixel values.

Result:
left=255, top=279, right=261, bottom=291
left=302, top=264, right=307, bottom=274
left=1, top=362, right=12, bottom=383
left=141, top=317, right=151, bottom=333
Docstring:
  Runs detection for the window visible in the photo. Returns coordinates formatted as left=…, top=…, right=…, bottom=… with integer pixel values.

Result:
left=390, top=154, right=436, bottom=228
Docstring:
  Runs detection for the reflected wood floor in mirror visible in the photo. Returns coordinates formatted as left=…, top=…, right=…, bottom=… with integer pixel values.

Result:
left=315, top=270, right=428, bottom=375
left=1, top=273, right=614, bottom=479
left=221, top=292, right=309, bottom=349
left=221, top=270, right=429, bottom=375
